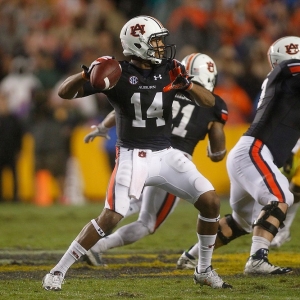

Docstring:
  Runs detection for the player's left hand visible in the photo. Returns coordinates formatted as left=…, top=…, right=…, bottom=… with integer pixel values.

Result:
left=81, top=56, right=115, bottom=81
left=163, top=74, right=193, bottom=92
left=81, top=59, right=101, bottom=81
left=84, top=123, right=110, bottom=143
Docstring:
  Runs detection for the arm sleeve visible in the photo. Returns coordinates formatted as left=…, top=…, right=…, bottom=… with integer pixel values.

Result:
left=82, top=81, right=102, bottom=97
left=213, top=95, right=228, bottom=125
left=292, top=139, right=300, bottom=154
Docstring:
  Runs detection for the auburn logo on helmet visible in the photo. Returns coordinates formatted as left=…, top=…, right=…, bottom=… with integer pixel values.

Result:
left=285, top=43, right=299, bottom=55
left=207, top=61, right=215, bottom=73
left=130, top=24, right=145, bottom=37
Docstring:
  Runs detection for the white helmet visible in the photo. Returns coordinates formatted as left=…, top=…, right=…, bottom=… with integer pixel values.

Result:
left=181, top=53, right=217, bottom=92
left=120, top=15, right=175, bottom=64
left=268, top=36, right=300, bottom=69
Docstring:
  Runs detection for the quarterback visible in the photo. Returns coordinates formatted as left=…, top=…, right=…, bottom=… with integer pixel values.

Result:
left=42, top=16, right=231, bottom=291
left=84, top=53, right=228, bottom=274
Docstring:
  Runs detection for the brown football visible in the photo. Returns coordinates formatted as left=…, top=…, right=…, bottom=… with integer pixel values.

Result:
left=90, top=58, right=122, bottom=90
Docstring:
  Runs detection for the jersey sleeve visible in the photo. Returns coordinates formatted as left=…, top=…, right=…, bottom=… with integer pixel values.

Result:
left=280, top=59, right=300, bottom=90
left=213, top=94, right=228, bottom=124
left=292, top=138, right=300, bottom=154
left=82, top=81, right=102, bottom=97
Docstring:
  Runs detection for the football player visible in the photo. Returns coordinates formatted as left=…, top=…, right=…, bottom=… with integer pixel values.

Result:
left=270, top=139, right=300, bottom=247
left=83, top=53, right=228, bottom=271
left=179, top=36, right=300, bottom=276
left=42, top=16, right=232, bottom=291
left=178, top=137, right=300, bottom=270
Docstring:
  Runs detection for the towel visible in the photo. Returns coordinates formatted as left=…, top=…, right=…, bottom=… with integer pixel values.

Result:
left=129, top=149, right=150, bottom=199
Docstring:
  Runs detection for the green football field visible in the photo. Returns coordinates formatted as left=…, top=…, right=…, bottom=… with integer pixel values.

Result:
left=0, top=199, right=299, bottom=299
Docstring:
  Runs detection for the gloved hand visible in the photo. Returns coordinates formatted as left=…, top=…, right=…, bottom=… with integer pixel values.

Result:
left=163, top=59, right=193, bottom=92
left=168, top=59, right=182, bottom=81
left=81, top=56, right=115, bottom=80
left=84, top=123, right=111, bottom=143
left=163, top=74, right=193, bottom=92
left=283, top=152, right=294, bottom=174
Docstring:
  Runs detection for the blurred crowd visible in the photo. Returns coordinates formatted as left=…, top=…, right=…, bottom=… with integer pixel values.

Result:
left=0, top=0, right=300, bottom=203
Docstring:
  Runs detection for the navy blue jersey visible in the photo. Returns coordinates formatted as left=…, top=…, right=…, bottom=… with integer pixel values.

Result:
left=83, top=59, right=184, bottom=150
left=171, top=93, right=228, bottom=156
left=244, top=59, right=300, bottom=167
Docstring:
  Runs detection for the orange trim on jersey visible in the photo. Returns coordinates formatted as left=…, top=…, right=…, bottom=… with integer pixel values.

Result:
left=155, top=193, right=177, bottom=230
left=250, top=139, right=285, bottom=202
left=106, top=148, right=119, bottom=210
left=185, top=53, right=198, bottom=74
left=289, top=65, right=300, bottom=74
left=221, top=112, right=228, bottom=121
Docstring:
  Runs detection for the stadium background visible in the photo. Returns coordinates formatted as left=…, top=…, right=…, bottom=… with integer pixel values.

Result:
left=1, top=0, right=299, bottom=204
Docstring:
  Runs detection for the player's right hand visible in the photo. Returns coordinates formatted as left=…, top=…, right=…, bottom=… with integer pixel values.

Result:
left=84, top=123, right=111, bottom=143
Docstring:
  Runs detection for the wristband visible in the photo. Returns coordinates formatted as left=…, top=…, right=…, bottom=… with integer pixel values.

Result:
left=98, top=122, right=109, bottom=131
left=185, top=81, right=193, bottom=91
left=208, top=149, right=226, bottom=157
left=207, top=143, right=226, bottom=157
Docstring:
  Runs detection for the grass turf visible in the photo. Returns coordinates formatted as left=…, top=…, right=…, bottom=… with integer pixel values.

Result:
left=0, top=199, right=300, bottom=299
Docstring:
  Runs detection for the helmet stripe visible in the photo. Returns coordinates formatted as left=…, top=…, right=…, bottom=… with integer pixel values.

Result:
left=146, top=16, right=164, bottom=28
left=185, top=53, right=199, bottom=73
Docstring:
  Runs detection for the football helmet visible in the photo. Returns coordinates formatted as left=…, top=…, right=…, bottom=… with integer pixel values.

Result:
left=181, top=53, right=217, bottom=92
left=120, top=15, right=175, bottom=64
left=268, top=36, right=300, bottom=69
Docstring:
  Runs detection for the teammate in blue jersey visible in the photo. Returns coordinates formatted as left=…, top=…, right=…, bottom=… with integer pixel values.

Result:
left=83, top=53, right=228, bottom=271
left=178, top=36, right=300, bottom=276
left=42, top=16, right=232, bottom=291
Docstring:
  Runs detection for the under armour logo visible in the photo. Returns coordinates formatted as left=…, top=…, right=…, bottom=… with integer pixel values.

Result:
left=285, top=43, right=299, bottom=55
left=97, top=228, right=105, bottom=236
left=154, top=74, right=162, bottom=80
left=130, top=24, right=145, bottom=37
left=72, top=251, right=80, bottom=260
left=138, top=151, right=147, bottom=158
left=207, top=62, right=215, bottom=73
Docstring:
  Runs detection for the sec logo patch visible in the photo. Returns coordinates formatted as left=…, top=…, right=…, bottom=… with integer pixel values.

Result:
left=129, top=76, right=139, bottom=85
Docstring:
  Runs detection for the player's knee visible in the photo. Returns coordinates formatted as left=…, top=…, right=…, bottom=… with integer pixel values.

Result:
left=252, top=201, right=287, bottom=236
left=99, top=208, right=123, bottom=226
left=217, top=214, right=249, bottom=245
left=137, top=212, right=156, bottom=233
left=194, top=191, right=220, bottom=218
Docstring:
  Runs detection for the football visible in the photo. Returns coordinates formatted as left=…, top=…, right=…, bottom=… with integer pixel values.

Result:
left=90, top=57, right=122, bottom=90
